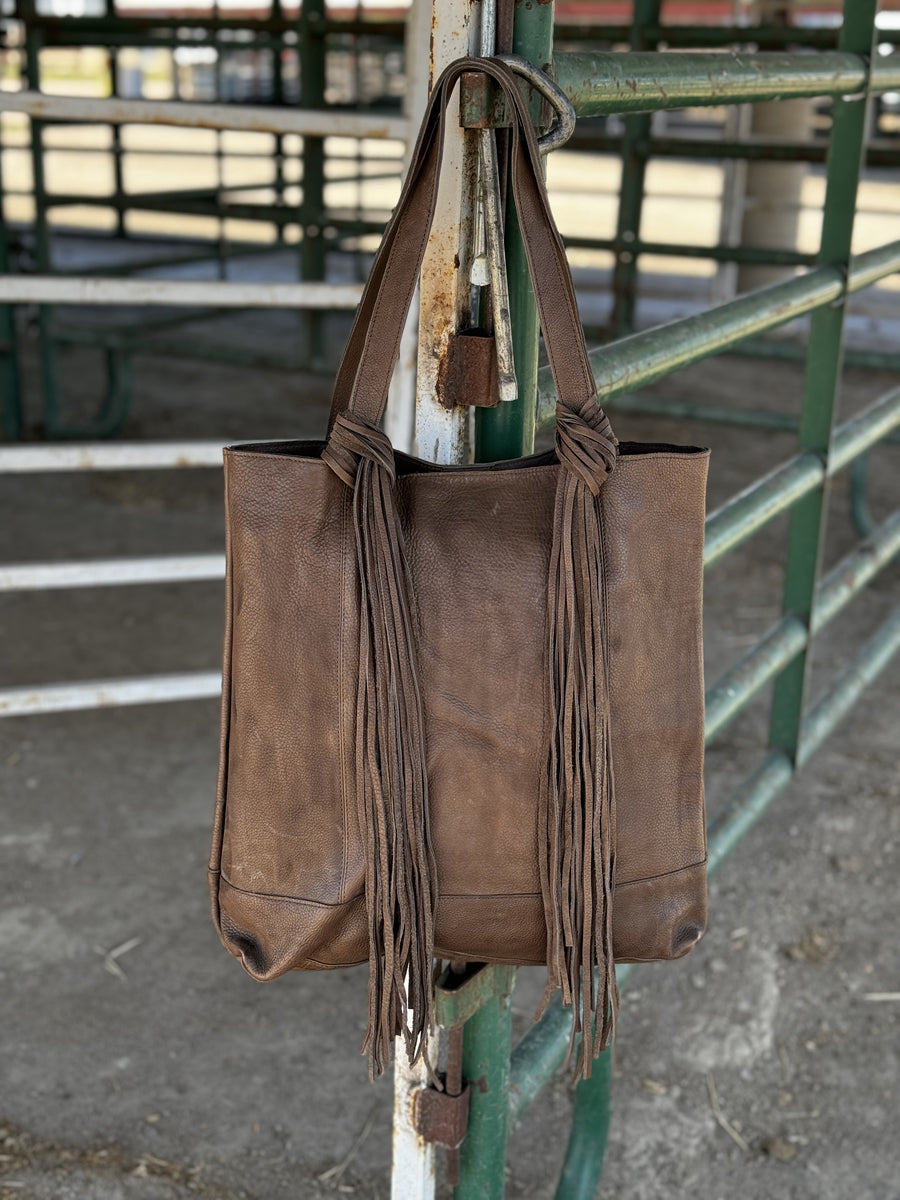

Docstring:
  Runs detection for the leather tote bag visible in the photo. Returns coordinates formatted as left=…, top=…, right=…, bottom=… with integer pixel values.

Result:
left=209, top=57, right=710, bottom=1080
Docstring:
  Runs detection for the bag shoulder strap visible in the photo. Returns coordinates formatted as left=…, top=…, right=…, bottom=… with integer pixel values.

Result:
left=326, top=57, right=599, bottom=435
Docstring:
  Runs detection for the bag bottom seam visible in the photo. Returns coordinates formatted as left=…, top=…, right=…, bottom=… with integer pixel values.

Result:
left=213, top=856, right=706, bottom=908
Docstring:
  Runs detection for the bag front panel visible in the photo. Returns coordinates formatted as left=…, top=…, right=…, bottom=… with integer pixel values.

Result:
left=212, top=444, right=709, bottom=976
left=397, top=449, right=709, bottom=964
left=399, top=465, right=557, bottom=900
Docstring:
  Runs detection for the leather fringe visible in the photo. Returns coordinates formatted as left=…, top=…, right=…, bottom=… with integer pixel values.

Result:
left=538, top=397, right=620, bottom=1079
left=324, top=415, right=437, bottom=1079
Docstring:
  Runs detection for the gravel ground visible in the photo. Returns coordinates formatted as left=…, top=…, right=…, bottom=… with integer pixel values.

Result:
left=1, top=313, right=898, bottom=1200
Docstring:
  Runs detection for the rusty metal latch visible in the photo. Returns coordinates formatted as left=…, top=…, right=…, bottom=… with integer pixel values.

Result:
left=411, top=1078, right=471, bottom=1149
left=411, top=1018, right=471, bottom=1185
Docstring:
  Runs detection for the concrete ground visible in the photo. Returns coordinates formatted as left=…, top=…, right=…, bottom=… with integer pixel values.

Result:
left=1, top=311, right=898, bottom=1200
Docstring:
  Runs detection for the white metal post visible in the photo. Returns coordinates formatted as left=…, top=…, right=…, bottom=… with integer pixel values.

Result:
left=412, top=0, right=480, bottom=465
left=390, top=0, right=480, bottom=1195
left=384, top=0, right=434, bottom=455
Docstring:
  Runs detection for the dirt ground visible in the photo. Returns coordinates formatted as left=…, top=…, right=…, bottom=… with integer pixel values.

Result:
left=1, top=273, right=899, bottom=1200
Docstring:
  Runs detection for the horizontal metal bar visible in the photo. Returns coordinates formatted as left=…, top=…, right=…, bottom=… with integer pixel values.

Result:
left=592, top=391, right=799, bottom=432
left=56, top=327, right=315, bottom=373
left=830, top=386, right=900, bottom=473
left=0, top=671, right=223, bottom=717
left=538, top=241, right=900, bottom=428
left=798, top=605, right=900, bottom=767
left=705, top=455, right=823, bottom=566
left=0, top=553, right=225, bottom=592
left=510, top=601, right=900, bottom=1116
left=844, top=242, right=900, bottom=293
left=0, top=442, right=227, bottom=471
left=0, top=276, right=364, bottom=309
left=704, top=386, right=900, bottom=566
left=704, top=751, right=794, bottom=877
left=813, top=511, right=900, bottom=631
left=705, top=617, right=808, bottom=743
left=641, top=137, right=900, bottom=169
left=554, top=22, right=842, bottom=50
left=733, top=336, right=900, bottom=375
left=565, top=233, right=816, bottom=267
left=592, top=391, right=900, bottom=443
left=704, top=508, right=900, bottom=740
left=552, top=51, right=900, bottom=116
left=707, top=602, right=900, bottom=873
left=0, top=91, right=410, bottom=141
left=20, top=12, right=405, bottom=36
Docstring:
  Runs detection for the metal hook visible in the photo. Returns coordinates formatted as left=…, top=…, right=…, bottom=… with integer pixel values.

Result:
left=494, top=53, right=576, bottom=154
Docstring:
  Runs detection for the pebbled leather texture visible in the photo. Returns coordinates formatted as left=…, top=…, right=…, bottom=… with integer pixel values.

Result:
left=209, top=56, right=710, bottom=1072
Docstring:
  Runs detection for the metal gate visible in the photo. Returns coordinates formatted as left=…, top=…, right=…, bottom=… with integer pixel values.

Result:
left=1, top=1, right=898, bottom=1197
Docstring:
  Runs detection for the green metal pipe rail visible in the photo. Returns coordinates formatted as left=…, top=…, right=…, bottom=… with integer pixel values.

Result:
left=441, top=2, right=900, bottom=1196
left=554, top=21, right=846, bottom=50
left=551, top=50, right=900, bottom=114
left=536, top=238, right=900, bottom=428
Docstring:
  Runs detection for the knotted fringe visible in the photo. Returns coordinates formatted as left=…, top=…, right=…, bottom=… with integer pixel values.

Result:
left=323, top=414, right=437, bottom=1080
left=538, top=395, right=620, bottom=1080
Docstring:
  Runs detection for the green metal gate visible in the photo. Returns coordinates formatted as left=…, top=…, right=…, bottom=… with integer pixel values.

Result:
left=411, top=1, right=900, bottom=1195
left=1, top=0, right=897, bottom=1194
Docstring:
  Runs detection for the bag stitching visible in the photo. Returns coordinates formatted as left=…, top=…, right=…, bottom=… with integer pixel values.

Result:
left=216, top=855, right=707, bottom=908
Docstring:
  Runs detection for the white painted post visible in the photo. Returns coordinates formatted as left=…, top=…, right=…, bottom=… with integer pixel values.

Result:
left=391, top=1041, right=437, bottom=1199
left=385, top=0, right=433, bottom=455
left=412, top=0, right=480, bottom=465
left=390, top=0, right=480, bottom=1194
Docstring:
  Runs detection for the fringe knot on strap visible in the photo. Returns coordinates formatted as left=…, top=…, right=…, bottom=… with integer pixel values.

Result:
left=539, top=394, right=620, bottom=1079
left=323, top=413, right=437, bottom=1079
left=322, top=412, right=396, bottom=486
left=555, top=396, right=618, bottom=496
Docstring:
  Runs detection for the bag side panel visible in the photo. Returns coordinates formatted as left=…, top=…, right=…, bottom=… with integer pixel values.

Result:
left=208, top=455, right=235, bottom=935
left=213, top=451, right=368, bottom=977
left=603, top=450, right=710, bottom=957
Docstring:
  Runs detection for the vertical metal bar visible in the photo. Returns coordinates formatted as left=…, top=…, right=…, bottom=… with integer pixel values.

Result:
left=298, top=0, right=326, bottom=366
left=390, top=1, right=479, bottom=1194
left=455, top=969, right=515, bottom=1198
left=384, top=0, right=431, bottom=456
left=412, top=0, right=478, bottom=464
left=20, top=0, right=60, bottom=436
left=271, top=0, right=286, bottom=244
left=608, top=0, right=662, bottom=339
left=107, top=31, right=126, bottom=240
left=769, top=0, right=877, bottom=756
left=0, top=113, right=22, bottom=439
left=212, top=1, right=229, bottom=280
left=391, top=1034, right=438, bottom=1200
left=474, top=0, right=553, bottom=462
left=849, top=453, right=874, bottom=537
left=555, top=1048, right=612, bottom=1200
left=454, top=5, right=557, bottom=1191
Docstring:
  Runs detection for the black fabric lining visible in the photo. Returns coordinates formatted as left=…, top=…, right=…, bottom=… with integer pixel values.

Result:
left=228, top=439, right=708, bottom=472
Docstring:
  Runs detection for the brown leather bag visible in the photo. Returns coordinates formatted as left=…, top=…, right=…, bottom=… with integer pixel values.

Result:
left=209, top=57, right=709, bottom=1080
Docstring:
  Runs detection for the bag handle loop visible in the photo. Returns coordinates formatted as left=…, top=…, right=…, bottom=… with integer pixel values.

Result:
left=326, top=58, right=607, bottom=443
